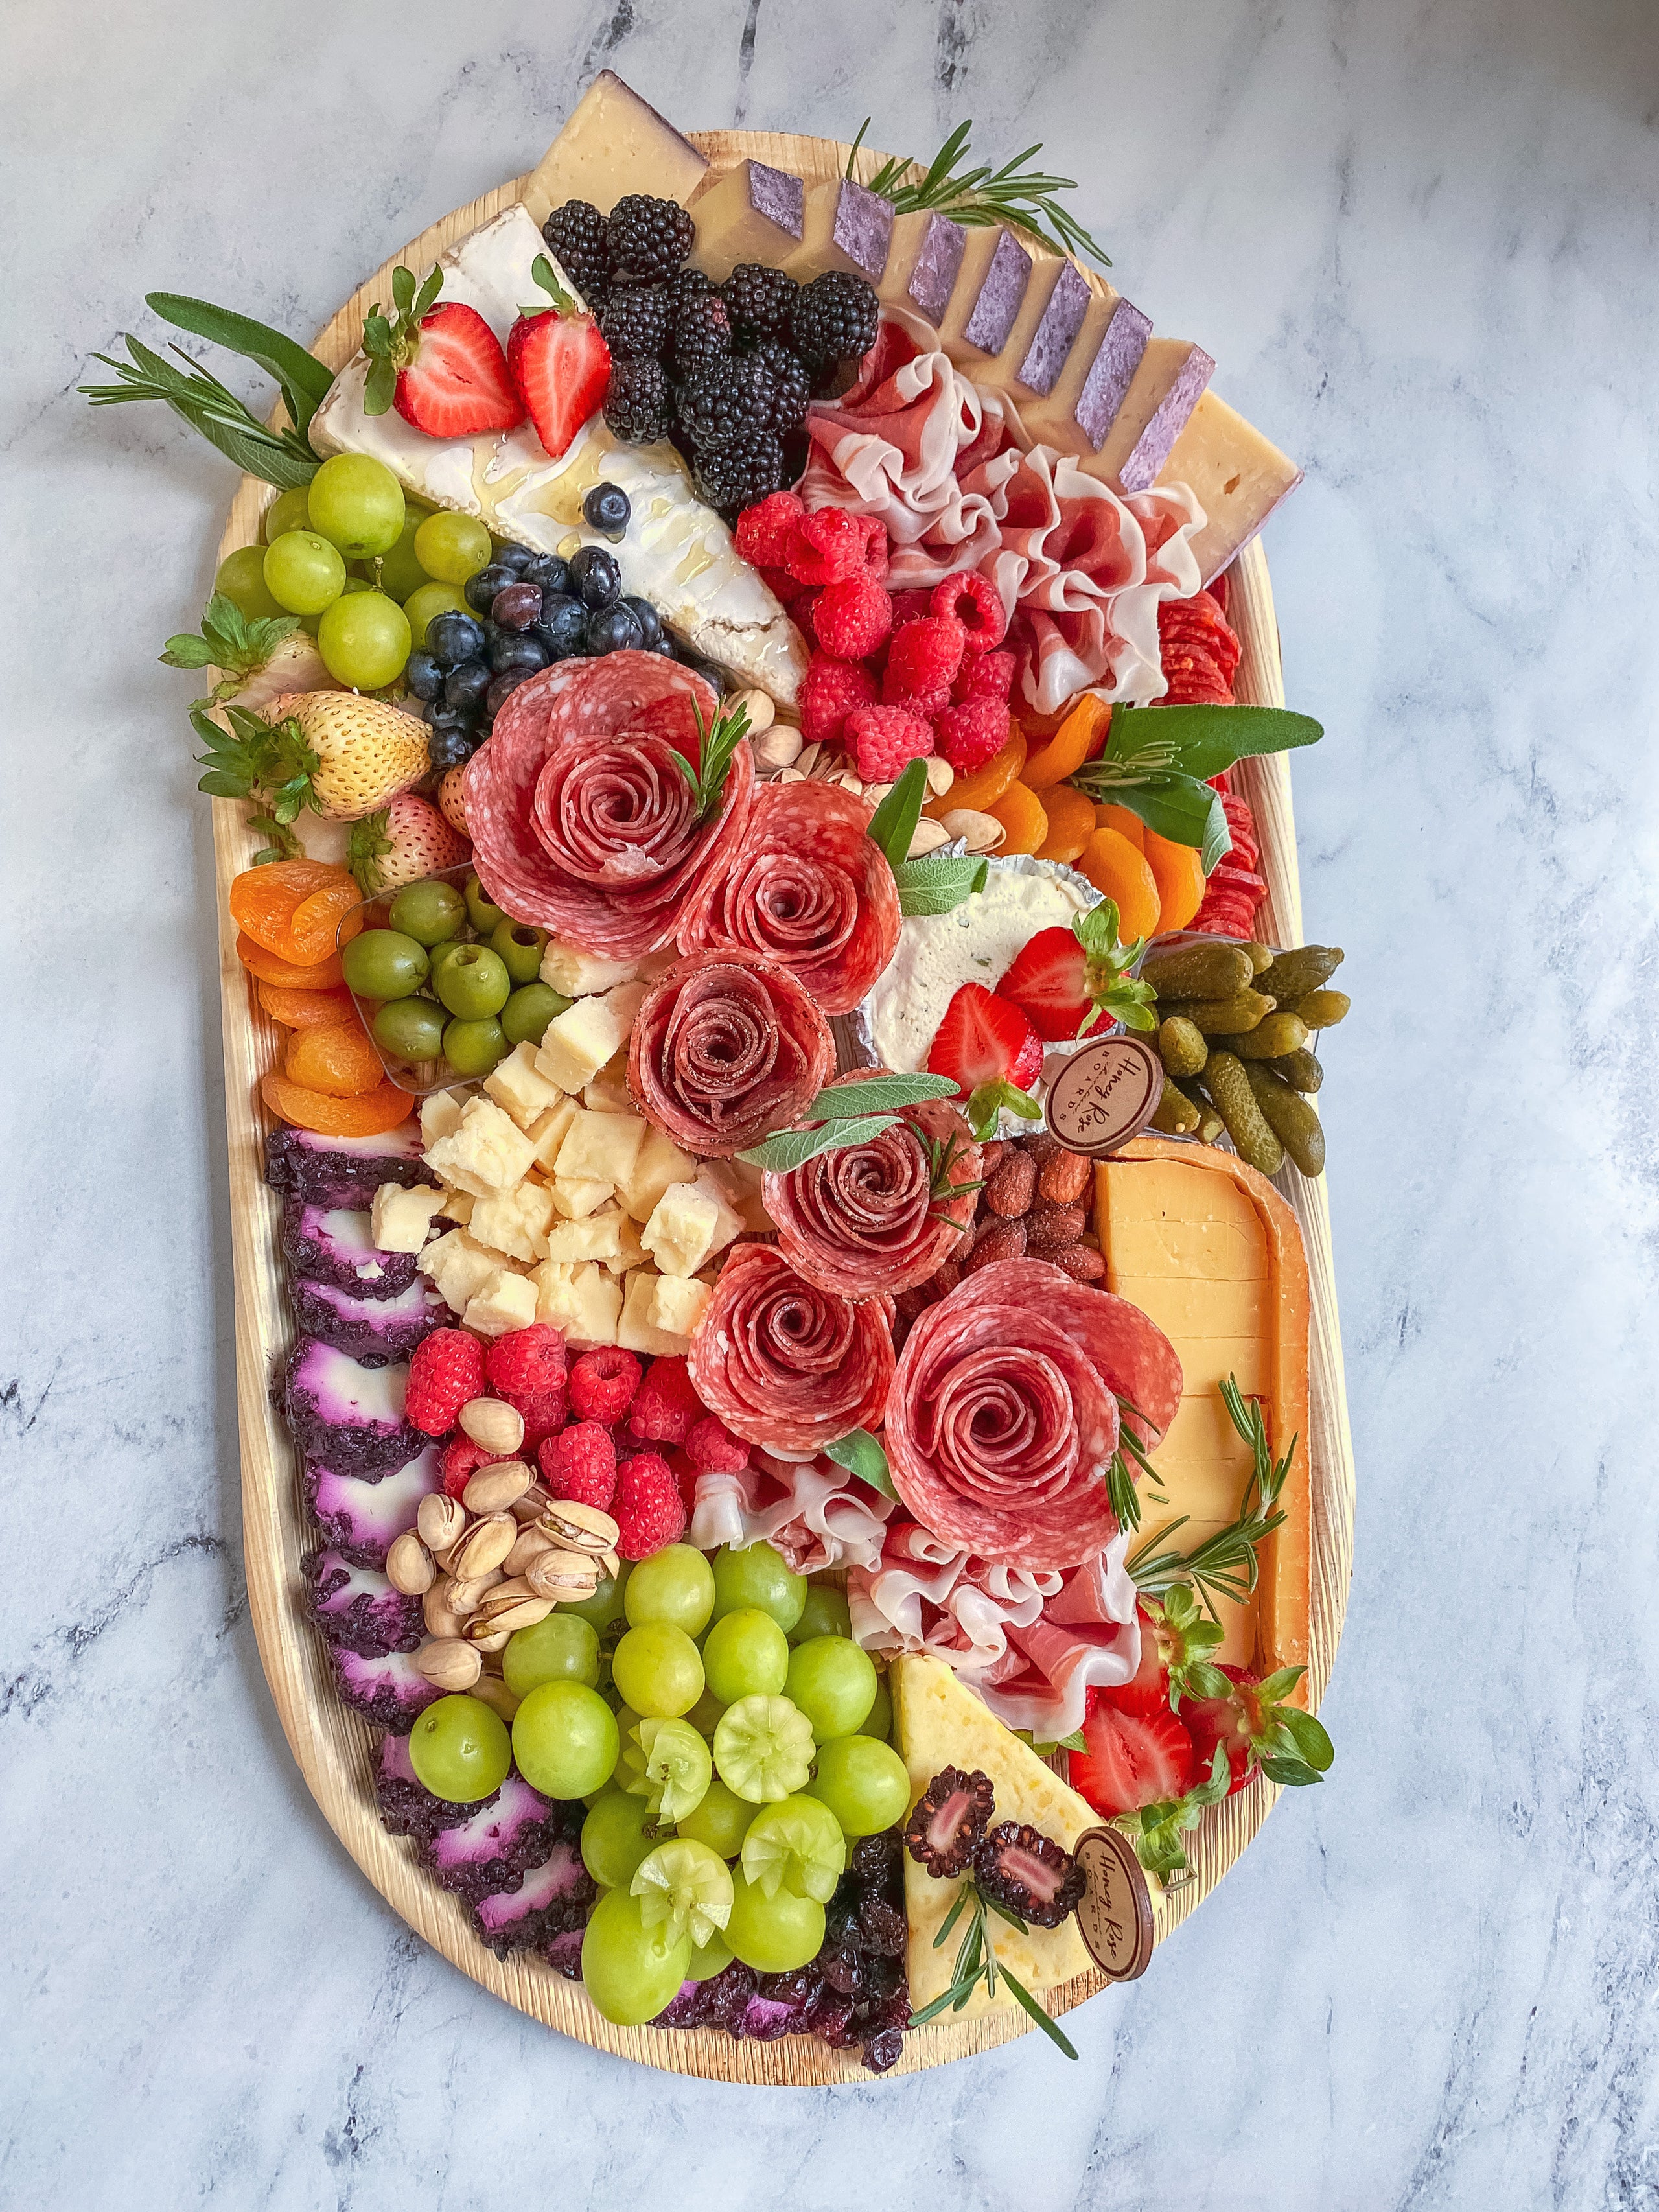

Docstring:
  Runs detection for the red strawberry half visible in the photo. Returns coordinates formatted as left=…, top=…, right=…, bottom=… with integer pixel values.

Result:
left=1100, top=1590, right=1227, bottom=1720
left=363, top=264, right=524, bottom=439
left=926, top=982, right=1043, bottom=1095
left=1068, top=1696, right=1197, bottom=1819
left=509, top=253, right=611, bottom=460
left=998, top=926, right=1098, bottom=1042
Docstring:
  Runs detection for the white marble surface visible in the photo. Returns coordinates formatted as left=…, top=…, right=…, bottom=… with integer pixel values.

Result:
left=6, top=1, right=1658, bottom=2204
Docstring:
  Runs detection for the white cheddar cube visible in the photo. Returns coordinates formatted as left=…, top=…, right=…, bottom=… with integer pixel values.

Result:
left=584, top=1049, right=636, bottom=1116
left=617, top=1270, right=686, bottom=1356
left=535, top=997, right=627, bottom=1094
left=533, top=1259, right=623, bottom=1347
left=438, top=1189, right=474, bottom=1228
left=525, top=1097, right=581, bottom=1174
left=641, top=1184, right=721, bottom=1278
left=550, top=1174, right=616, bottom=1220
left=470, top=1181, right=558, bottom=1264
left=483, top=1041, right=564, bottom=1130
left=462, top=1266, right=539, bottom=1337
left=618, top=1125, right=699, bottom=1222
left=602, top=978, right=649, bottom=1032
left=605, top=1215, right=647, bottom=1277
left=688, top=1172, right=745, bottom=1257
left=370, top=1182, right=447, bottom=1255
left=645, top=1273, right=713, bottom=1342
left=542, top=1209, right=626, bottom=1264
left=422, top=1230, right=509, bottom=1317
left=539, top=938, right=640, bottom=999
left=556, top=1108, right=647, bottom=1191
left=424, top=1097, right=536, bottom=1197
left=420, top=1091, right=466, bottom=1145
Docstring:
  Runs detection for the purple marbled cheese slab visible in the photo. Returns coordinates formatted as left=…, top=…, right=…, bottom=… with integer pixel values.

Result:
left=747, top=161, right=804, bottom=242
left=962, top=229, right=1032, bottom=353
left=1075, top=298, right=1154, bottom=450
left=906, top=213, right=966, bottom=323
left=1017, top=262, right=1093, bottom=396
left=1119, top=344, right=1217, bottom=492
left=831, top=179, right=894, bottom=281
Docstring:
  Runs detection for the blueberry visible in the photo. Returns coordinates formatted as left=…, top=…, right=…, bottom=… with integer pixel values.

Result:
left=569, top=545, right=621, bottom=609
left=521, top=553, right=570, bottom=595
left=405, top=647, right=444, bottom=701
left=582, top=482, right=631, bottom=539
left=443, top=659, right=493, bottom=712
left=620, top=594, right=662, bottom=649
left=487, top=669, right=535, bottom=716
left=467, top=559, right=520, bottom=609
left=491, top=581, right=544, bottom=631
left=490, top=629, right=550, bottom=675
left=649, top=634, right=679, bottom=657
left=539, top=592, right=590, bottom=658
left=426, top=611, right=487, bottom=668
left=586, top=602, right=644, bottom=655
left=494, top=543, right=534, bottom=575
left=427, top=725, right=471, bottom=771
left=684, top=658, right=727, bottom=697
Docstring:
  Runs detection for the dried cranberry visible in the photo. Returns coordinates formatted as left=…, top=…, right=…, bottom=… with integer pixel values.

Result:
left=858, top=1896, right=907, bottom=1957
left=851, top=1830, right=902, bottom=1891
left=758, top=1968, right=821, bottom=2008
left=820, top=1946, right=863, bottom=1996
left=863, top=2025, right=906, bottom=2074
left=806, top=1989, right=858, bottom=2047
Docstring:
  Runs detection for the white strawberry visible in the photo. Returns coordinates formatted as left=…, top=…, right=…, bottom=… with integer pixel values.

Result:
left=435, top=764, right=470, bottom=839
left=347, top=792, right=469, bottom=895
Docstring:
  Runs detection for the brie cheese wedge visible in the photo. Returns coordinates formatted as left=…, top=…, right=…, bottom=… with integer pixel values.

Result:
left=308, top=204, right=808, bottom=706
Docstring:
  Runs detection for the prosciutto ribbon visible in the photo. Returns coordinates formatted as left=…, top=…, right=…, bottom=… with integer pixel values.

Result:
left=687, top=1449, right=894, bottom=1574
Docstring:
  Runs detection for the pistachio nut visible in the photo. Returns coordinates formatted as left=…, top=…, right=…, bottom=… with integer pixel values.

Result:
left=448, top=1511, right=518, bottom=1583
left=413, top=1638, right=482, bottom=1692
left=417, top=1493, right=467, bottom=1554
left=458, top=1397, right=526, bottom=1455
left=463, top=1460, right=533, bottom=1515
left=537, top=1499, right=621, bottom=1555
left=385, top=1530, right=435, bottom=1597
left=525, top=1548, right=601, bottom=1601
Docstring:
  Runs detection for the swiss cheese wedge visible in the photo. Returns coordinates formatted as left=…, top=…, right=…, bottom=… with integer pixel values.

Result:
left=892, top=1655, right=1099, bottom=2023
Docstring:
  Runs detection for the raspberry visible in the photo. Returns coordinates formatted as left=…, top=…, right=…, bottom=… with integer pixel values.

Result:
left=951, top=648, right=1015, bottom=706
left=568, top=1346, right=642, bottom=1423
left=405, top=1329, right=485, bottom=1437
left=800, top=653, right=879, bottom=749
left=785, top=507, right=866, bottom=587
left=790, top=587, right=821, bottom=638
left=760, top=562, right=807, bottom=607
left=811, top=575, right=893, bottom=660
left=665, top=1446, right=702, bottom=1511
left=887, top=614, right=966, bottom=698
left=932, top=698, right=1010, bottom=774
left=483, top=1323, right=567, bottom=1403
left=514, top=1386, right=568, bottom=1454
left=735, top=491, right=805, bottom=567
left=441, top=1434, right=505, bottom=1501
left=931, top=571, right=1008, bottom=652
left=685, top=1413, right=750, bottom=1473
left=888, top=590, right=935, bottom=630
left=879, top=662, right=949, bottom=720
left=614, top=1452, right=688, bottom=1560
left=857, top=516, right=890, bottom=583
left=539, top=1421, right=618, bottom=1509
left=628, top=1355, right=702, bottom=1445
left=847, top=704, right=934, bottom=784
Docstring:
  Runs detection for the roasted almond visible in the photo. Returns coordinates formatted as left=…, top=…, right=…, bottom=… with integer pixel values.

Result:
left=417, top=1493, right=467, bottom=1554
left=1021, top=1129, right=1063, bottom=1167
left=1036, top=1148, right=1092, bottom=1206
left=413, top=1637, right=482, bottom=1692
left=463, top=1460, right=533, bottom=1515
left=984, top=1151, right=1037, bottom=1217
left=1027, top=1203, right=1087, bottom=1252
left=448, top=1511, right=518, bottom=1583
left=978, top=1139, right=1008, bottom=1176
left=1048, top=1242, right=1107, bottom=1283
left=385, top=1530, right=435, bottom=1596
left=966, top=1218, right=1026, bottom=1272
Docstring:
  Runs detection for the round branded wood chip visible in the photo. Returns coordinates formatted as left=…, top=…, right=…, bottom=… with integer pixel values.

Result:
left=1045, top=1034, right=1163, bottom=1156
left=1072, top=1826, right=1155, bottom=1980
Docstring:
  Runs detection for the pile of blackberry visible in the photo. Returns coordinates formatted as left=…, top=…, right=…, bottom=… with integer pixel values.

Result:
left=542, top=194, right=880, bottom=518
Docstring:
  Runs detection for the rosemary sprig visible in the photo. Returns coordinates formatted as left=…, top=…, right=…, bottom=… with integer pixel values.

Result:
left=922, top=1125, right=986, bottom=1227
left=909, top=1879, right=1078, bottom=2059
left=80, top=336, right=320, bottom=491
left=1126, top=1374, right=1297, bottom=1618
left=666, top=694, right=752, bottom=821
left=850, top=117, right=1111, bottom=270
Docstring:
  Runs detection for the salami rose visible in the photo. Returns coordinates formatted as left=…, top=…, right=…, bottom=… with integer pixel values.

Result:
left=883, top=1257, right=1183, bottom=1572
left=675, top=780, right=902, bottom=1016
left=628, top=950, right=835, bottom=1159
left=764, top=1071, right=980, bottom=1299
left=688, top=1244, right=896, bottom=1458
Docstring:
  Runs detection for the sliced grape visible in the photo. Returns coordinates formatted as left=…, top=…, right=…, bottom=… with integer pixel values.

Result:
left=618, top=1716, right=712, bottom=1825
left=740, top=1793, right=846, bottom=1903
left=712, top=1694, right=816, bottom=1804
left=631, top=1837, right=734, bottom=1949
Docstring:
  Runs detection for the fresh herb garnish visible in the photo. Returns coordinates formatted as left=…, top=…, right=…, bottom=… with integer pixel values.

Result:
left=1114, top=1744, right=1232, bottom=1877
left=1126, top=1375, right=1297, bottom=1618
left=822, top=1428, right=899, bottom=1502
left=908, top=1878, right=1079, bottom=2059
left=866, top=756, right=928, bottom=866
left=190, top=701, right=320, bottom=863
left=892, top=851, right=990, bottom=918
left=666, top=694, right=752, bottom=822
left=80, top=334, right=321, bottom=490
left=809, top=1073, right=961, bottom=1117
left=1073, top=898, right=1158, bottom=1038
left=1069, top=704, right=1323, bottom=872
left=362, top=262, right=445, bottom=417
left=1246, top=1666, right=1336, bottom=1789
left=736, top=1073, right=960, bottom=1172
left=521, top=251, right=581, bottom=319
left=850, top=117, right=1111, bottom=272
left=964, top=1078, right=1042, bottom=1143
left=1144, top=1587, right=1230, bottom=1713
left=144, top=292, right=334, bottom=435
left=736, top=1113, right=900, bottom=1174
left=160, top=592, right=301, bottom=709
left=921, top=1124, right=985, bottom=1226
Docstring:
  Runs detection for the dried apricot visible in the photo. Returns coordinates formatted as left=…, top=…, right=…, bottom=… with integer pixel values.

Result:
left=1076, top=828, right=1161, bottom=940
left=1023, top=695, right=1110, bottom=787
left=1143, top=831, right=1207, bottom=934
left=229, top=860, right=348, bottom=960
left=1093, top=802, right=1146, bottom=852
left=986, top=780, right=1049, bottom=857
left=284, top=1021, right=385, bottom=1097
left=288, top=878, right=364, bottom=965
left=235, top=931, right=345, bottom=991
left=258, top=982, right=356, bottom=1029
left=1033, top=784, right=1095, bottom=864
left=260, top=1070, right=415, bottom=1137
left=926, top=726, right=1027, bottom=817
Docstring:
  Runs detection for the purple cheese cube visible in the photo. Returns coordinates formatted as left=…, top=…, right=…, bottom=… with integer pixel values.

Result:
left=282, top=1201, right=421, bottom=1298
left=906, top=213, right=966, bottom=324
left=374, top=1729, right=497, bottom=1841
left=331, top=1646, right=441, bottom=1733
left=1074, top=297, right=1153, bottom=450
left=470, top=1839, right=596, bottom=1958
left=264, top=1123, right=424, bottom=1205
left=307, top=1447, right=441, bottom=1565
left=281, top=1338, right=423, bottom=1478
left=1017, top=262, right=1093, bottom=397
left=306, top=1547, right=424, bottom=1657
left=290, top=1274, right=447, bottom=1366
left=1119, top=344, right=1216, bottom=493
left=748, top=159, right=804, bottom=240
left=962, top=229, right=1032, bottom=355
left=421, top=1775, right=566, bottom=1906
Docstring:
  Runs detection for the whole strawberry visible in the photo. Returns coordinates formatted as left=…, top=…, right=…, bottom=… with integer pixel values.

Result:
left=262, top=690, right=429, bottom=822
left=406, top=1328, right=485, bottom=1436
left=347, top=791, right=469, bottom=895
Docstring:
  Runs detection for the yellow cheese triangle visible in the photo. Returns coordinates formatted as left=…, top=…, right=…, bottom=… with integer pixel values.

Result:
left=891, top=1655, right=1098, bottom=2022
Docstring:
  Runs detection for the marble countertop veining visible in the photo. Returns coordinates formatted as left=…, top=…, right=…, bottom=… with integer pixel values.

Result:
left=5, top=1, right=1659, bottom=2205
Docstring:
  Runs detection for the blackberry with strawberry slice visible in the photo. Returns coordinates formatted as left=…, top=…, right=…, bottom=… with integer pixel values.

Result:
left=925, top=981, right=1045, bottom=1141
left=902, top=1765, right=995, bottom=1878
left=998, top=898, right=1159, bottom=1044
left=973, top=1822, right=1086, bottom=1929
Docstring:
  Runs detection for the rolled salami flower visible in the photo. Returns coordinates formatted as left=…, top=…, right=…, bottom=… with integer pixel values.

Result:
left=687, top=1245, right=895, bottom=1459
left=628, top=951, right=834, bottom=1159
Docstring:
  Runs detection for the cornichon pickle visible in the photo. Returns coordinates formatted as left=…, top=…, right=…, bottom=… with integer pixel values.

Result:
left=1198, top=1052, right=1285, bottom=1176
left=1152, top=1078, right=1201, bottom=1136
left=1242, top=942, right=1273, bottom=975
left=1275, top=1047, right=1324, bottom=1094
left=1157, top=1015, right=1209, bottom=1078
left=1292, top=988, right=1351, bottom=1030
left=1245, top=1061, right=1326, bottom=1176
left=1255, top=944, right=1344, bottom=1003
left=1163, top=988, right=1276, bottom=1035
left=1170, top=1076, right=1224, bottom=1145
left=1214, top=1012, right=1310, bottom=1060
left=1139, top=942, right=1254, bottom=1001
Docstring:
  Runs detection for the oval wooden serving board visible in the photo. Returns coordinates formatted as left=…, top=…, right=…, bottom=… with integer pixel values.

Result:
left=208, top=129, right=1356, bottom=2083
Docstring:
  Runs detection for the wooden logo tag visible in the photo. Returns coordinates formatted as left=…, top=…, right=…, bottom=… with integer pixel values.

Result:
left=1071, top=1826, right=1155, bottom=1981
left=1045, top=1035, right=1163, bottom=1157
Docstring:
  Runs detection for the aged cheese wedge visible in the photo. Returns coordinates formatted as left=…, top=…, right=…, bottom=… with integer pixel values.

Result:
left=688, top=159, right=804, bottom=281
left=307, top=205, right=807, bottom=705
left=1155, top=390, right=1304, bottom=585
left=780, top=177, right=894, bottom=286
left=878, top=209, right=968, bottom=325
left=892, top=1655, right=1100, bottom=2024
left=1004, top=290, right=1151, bottom=453
left=520, top=71, right=708, bottom=226
left=1083, top=336, right=1216, bottom=495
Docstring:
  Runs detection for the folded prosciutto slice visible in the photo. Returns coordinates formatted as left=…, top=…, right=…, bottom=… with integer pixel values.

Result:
left=686, top=1449, right=895, bottom=1573
left=675, top=779, right=901, bottom=1016
left=883, top=1257, right=1183, bottom=1572
left=628, top=949, right=835, bottom=1159
left=687, top=1244, right=895, bottom=1458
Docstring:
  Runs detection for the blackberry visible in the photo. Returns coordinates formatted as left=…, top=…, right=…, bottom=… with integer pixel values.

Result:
left=605, top=192, right=695, bottom=282
left=599, top=281, right=670, bottom=362
left=973, top=1821, right=1086, bottom=1929
left=748, top=339, right=811, bottom=436
left=903, top=1765, right=995, bottom=1878
left=723, top=261, right=798, bottom=342
left=603, top=358, right=672, bottom=445
left=542, top=199, right=610, bottom=306
left=671, top=290, right=733, bottom=377
left=693, top=432, right=785, bottom=517
left=790, top=269, right=880, bottom=370
left=677, top=356, right=770, bottom=455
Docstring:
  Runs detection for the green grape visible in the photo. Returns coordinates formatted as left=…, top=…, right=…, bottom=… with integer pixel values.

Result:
left=441, top=1015, right=509, bottom=1077
left=785, top=1635, right=877, bottom=1741
left=806, top=1734, right=909, bottom=1839
left=490, top=917, right=548, bottom=986
left=855, top=1671, right=892, bottom=1744
left=618, top=1716, right=712, bottom=1824
left=371, top=997, right=446, bottom=1064
left=561, top=1565, right=629, bottom=1637
left=262, top=485, right=312, bottom=544
left=688, top=1931, right=734, bottom=1981
left=504, top=1611, right=600, bottom=1696
left=723, top=1866, right=826, bottom=1975
left=624, top=1543, right=715, bottom=1637
left=511, top=1680, right=619, bottom=1799
left=263, top=528, right=347, bottom=616
left=388, top=878, right=467, bottom=947
left=580, top=1789, right=660, bottom=1891
left=342, top=928, right=428, bottom=1000
left=373, top=506, right=434, bottom=603
left=339, top=575, right=374, bottom=596
left=633, top=1837, right=733, bottom=1949
left=581, top=1887, right=691, bottom=2027
left=318, top=588, right=411, bottom=690
left=215, top=544, right=284, bottom=621
left=712, top=1695, right=816, bottom=1804
left=673, top=1773, right=753, bottom=1859
left=791, top=1581, right=852, bottom=1644
left=434, top=944, right=511, bottom=1019
left=686, top=1686, right=728, bottom=1738
left=502, top=981, right=568, bottom=1047
left=612, top=1622, right=704, bottom=1718
left=711, top=1541, right=806, bottom=1633
left=465, top=873, right=507, bottom=934
left=406, top=1693, right=511, bottom=1804
left=306, top=452, right=406, bottom=559
left=403, top=580, right=469, bottom=648
left=740, top=1793, right=846, bottom=1903
left=414, top=509, right=493, bottom=585
left=702, top=1607, right=789, bottom=1706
